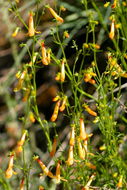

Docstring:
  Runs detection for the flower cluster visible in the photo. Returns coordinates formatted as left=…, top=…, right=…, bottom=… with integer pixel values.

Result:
left=66, top=119, right=93, bottom=166
left=5, top=130, right=28, bottom=179
left=84, top=68, right=96, bottom=84
left=107, top=53, right=127, bottom=79
left=50, top=95, right=67, bottom=121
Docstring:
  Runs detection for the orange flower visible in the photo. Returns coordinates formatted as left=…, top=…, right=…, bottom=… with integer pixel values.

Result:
left=15, top=130, right=27, bottom=155
left=5, top=153, right=15, bottom=178
left=117, top=175, right=123, bottom=188
left=60, top=96, right=67, bottom=112
left=83, top=105, right=97, bottom=117
left=50, top=100, right=61, bottom=122
left=84, top=73, right=91, bottom=83
left=66, top=145, right=74, bottom=166
left=55, top=72, right=61, bottom=81
left=63, top=31, right=70, bottom=38
left=111, top=0, right=117, bottom=8
left=60, top=6, right=66, bottom=11
left=50, top=137, right=57, bottom=157
left=28, top=11, right=35, bottom=37
left=20, top=177, right=24, bottom=190
left=88, top=78, right=96, bottom=84
left=39, top=186, right=44, bottom=190
left=22, top=88, right=30, bottom=102
left=83, top=43, right=89, bottom=48
left=109, top=20, right=115, bottom=40
left=69, top=125, right=75, bottom=146
left=79, top=118, right=87, bottom=140
left=92, top=43, right=100, bottom=49
left=47, top=7, right=64, bottom=23
left=86, top=162, right=96, bottom=170
left=54, top=161, right=67, bottom=183
left=84, top=70, right=96, bottom=84
left=34, top=156, right=54, bottom=178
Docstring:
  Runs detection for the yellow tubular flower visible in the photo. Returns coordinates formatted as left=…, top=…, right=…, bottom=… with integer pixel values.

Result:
left=59, top=96, right=67, bottom=112
left=69, top=125, right=75, bottom=146
left=66, top=145, right=74, bottom=166
left=77, top=138, right=85, bottom=160
left=52, top=95, right=60, bottom=102
left=50, top=100, right=61, bottom=122
left=41, top=42, right=49, bottom=65
left=28, top=11, right=35, bottom=37
left=109, top=20, right=115, bottom=40
left=83, top=105, right=97, bottom=117
left=79, top=118, right=87, bottom=140
left=15, top=130, right=27, bottom=155
left=14, top=70, right=27, bottom=92
left=60, top=59, right=65, bottom=82
left=48, top=7, right=64, bottom=23
left=5, top=153, right=15, bottom=179
left=34, top=156, right=54, bottom=178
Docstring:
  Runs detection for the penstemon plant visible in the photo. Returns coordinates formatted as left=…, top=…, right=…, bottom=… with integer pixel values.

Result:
left=1, top=0, right=127, bottom=190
